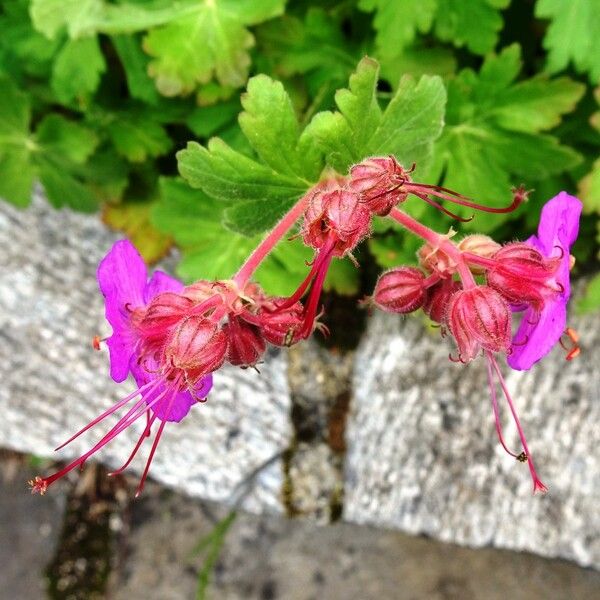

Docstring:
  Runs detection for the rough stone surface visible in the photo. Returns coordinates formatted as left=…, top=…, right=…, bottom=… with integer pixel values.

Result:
left=2, top=194, right=600, bottom=571
left=345, top=311, right=600, bottom=568
left=111, top=481, right=600, bottom=600
left=285, top=341, right=352, bottom=522
left=0, top=456, right=67, bottom=600
left=0, top=196, right=291, bottom=513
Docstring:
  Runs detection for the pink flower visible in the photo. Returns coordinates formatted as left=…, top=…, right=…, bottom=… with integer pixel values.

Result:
left=507, top=193, right=582, bottom=370
left=30, top=241, right=214, bottom=497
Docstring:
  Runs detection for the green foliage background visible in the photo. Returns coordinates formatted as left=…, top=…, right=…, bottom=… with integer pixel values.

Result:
left=1, top=0, right=599, bottom=306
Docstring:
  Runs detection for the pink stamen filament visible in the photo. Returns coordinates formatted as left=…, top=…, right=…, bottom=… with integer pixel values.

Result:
left=108, top=412, right=158, bottom=476
left=485, top=353, right=520, bottom=458
left=33, top=373, right=182, bottom=493
left=488, top=352, right=547, bottom=493
left=54, top=376, right=163, bottom=451
left=406, top=183, right=522, bottom=214
left=234, top=194, right=311, bottom=287
left=135, top=386, right=179, bottom=497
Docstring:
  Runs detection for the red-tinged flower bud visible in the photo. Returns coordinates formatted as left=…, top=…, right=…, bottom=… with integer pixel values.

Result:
left=165, top=316, right=228, bottom=382
left=223, top=316, right=266, bottom=367
left=184, top=280, right=229, bottom=304
left=447, top=286, right=511, bottom=362
left=138, top=292, right=194, bottom=351
left=257, top=299, right=304, bottom=347
left=417, top=243, right=457, bottom=277
left=303, top=184, right=371, bottom=256
left=372, top=267, right=426, bottom=314
left=487, top=242, right=560, bottom=310
left=423, top=278, right=462, bottom=324
left=349, top=155, right=410, bottom=215
left=457, top=235, right=501, bottom=275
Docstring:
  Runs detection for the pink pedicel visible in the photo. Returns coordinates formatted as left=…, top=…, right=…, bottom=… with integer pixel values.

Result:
left=32, top=158, right=582, bottom=497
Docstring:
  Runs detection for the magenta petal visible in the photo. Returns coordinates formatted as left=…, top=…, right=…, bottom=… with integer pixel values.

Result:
left=98, top=241, right=149, bottom=382
left=507, top=302, right=567, bottom=370
left=144, top=270, right=184, bottom=303
left=527, top=192, right=582, bottom=257
left=98, top=240, right=148, bottom=311
left=508, top=192, right=582, bottom=371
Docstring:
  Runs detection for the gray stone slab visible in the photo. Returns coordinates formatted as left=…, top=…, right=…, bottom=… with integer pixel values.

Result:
left=345, top=310, right=600, bottom=568
left=0, top=456, right=66, bottom=600
left=112, top=480, right=600, bottom=600
left=0, top=195, right=291, bottom=513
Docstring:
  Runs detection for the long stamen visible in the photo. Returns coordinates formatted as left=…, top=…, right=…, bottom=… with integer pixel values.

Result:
left=31, top=379, right=172, bottom=494
left=489, top=354, right=547, bottom=493
left=413, top=191, right=474, bottom=222
left=108, top=413, right=158, bottom=476
left=407, top=183, right=523, bottom=214
left=54, top=377, right=163, bottom=451
left=485, top=352, right=520, bottom=458
left=135, top=384, right=180, bottom=497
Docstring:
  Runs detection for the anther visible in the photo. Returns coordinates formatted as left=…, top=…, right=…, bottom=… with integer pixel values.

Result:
left=516, top=452, right=528, bottom=463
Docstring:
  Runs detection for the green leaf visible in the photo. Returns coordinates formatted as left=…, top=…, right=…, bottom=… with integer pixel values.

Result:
left=52, top=37, right=106, bottom=103
left=238, top=75, right=321, bottom=180
left=577, top=272, right=600, bottom=314
left=142, top=0, right=285, bottom=95
left=379, top=45, right=457, bottom=83
left=30, top=0, right=103, bottom=39
left=0, top=149, right=36, bottom=207
left=186, top=100, right=241, bottom=138
left=37, top=162, right=97, bottom=211
left=223, top=198, right=296, bottom=236
left=359, top=0, right=436, bottom=56
left=579, top=158, right=600, bottom=214
left=536, top=0, right=600, bottom=83
left=434, top=0, right=510, bottom=55
left=178, top=137, right=308, bottom=205
left=105, top=111, right=172, bottom=162
left=153, top=178, right=356, bottom=296
left=0, top=0, right=61, bottom=78
left=0, top=77, right=99, bottom=210
left=304, top=57, right=446, bottom=174
left=111, top=34, right=160, bottom=105
left=428, top=45, right=583, bottom=231
left=179, top=58, right=445, bottom=235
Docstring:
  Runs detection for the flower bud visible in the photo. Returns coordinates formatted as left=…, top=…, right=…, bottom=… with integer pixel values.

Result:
left=487, top=243, right=560, bottom=310
left=138, top=292, right=194, bottom=351
left=349, top=155, right=410, bottom=215
left=423, top=278, right=461, bottom=324
left=447, top=286, right=511, bottom=362
left=223, top=317, right=266, bottom=367
left=302, top=184, right=371, bottom=256
left=184, top=280, right=229, bottom=304
left=457, top=235, right=501, bottom=275
left=165, top=316, right=228, bottom=382
left=372, top=267, right=426, bottom=314
left=417, top=243, right=456, bottom=277
left=257, top=299, right=304, bottom=346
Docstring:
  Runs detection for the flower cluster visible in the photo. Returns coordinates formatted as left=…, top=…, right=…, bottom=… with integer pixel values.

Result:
left=31, top=155, right=582, bottom=496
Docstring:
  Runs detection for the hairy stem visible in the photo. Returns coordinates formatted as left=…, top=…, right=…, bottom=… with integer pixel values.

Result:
left=388, top=208, right=476, bottom=288
left=233, top=194, right=311, bottom=287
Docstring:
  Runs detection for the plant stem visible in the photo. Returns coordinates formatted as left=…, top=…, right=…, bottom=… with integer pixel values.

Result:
left=388, top=208, right=476, bottom=288
left=233, top=194, right=310, bottom=287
